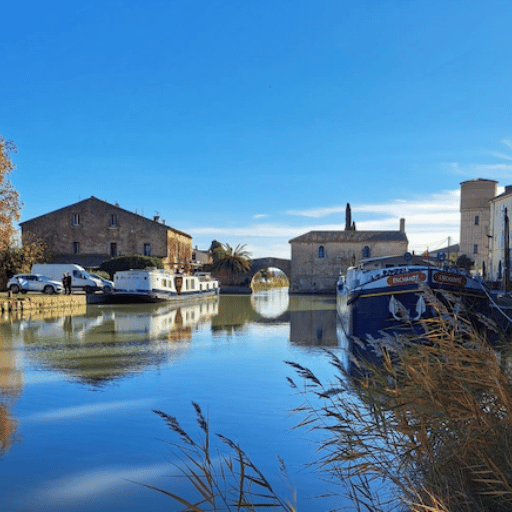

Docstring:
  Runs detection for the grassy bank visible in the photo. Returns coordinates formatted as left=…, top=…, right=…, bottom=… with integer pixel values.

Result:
left=252, top=276, right=290, bottom=291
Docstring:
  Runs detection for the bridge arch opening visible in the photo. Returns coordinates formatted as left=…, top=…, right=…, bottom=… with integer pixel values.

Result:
left=251, top=266, right=290, bottom=292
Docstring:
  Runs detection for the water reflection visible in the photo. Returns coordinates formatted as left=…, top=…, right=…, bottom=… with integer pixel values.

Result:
left=0, top=292, right=339, bottom=460
left=0, top=291, right=347, bottom=512
left=251, top=288, right=289, bottom=318
left=289, top=295, right=338, bottom=347
left=0, top=327, right=23, bottom=455
left=7, top=298, right=219, bottom=387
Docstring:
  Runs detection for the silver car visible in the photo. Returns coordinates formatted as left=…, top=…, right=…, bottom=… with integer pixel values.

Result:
left=90, top=273, right=114, bottom=293
left=7, top=274, right=64, bottom=294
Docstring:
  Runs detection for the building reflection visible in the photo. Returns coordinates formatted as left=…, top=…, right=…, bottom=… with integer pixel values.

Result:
left=0, top=323, right=23, bottom=456
left=288, top=295, right=338, bottom=347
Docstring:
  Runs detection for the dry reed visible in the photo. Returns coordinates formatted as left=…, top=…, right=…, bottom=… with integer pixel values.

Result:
left=150, top=289, right=512, bottom=511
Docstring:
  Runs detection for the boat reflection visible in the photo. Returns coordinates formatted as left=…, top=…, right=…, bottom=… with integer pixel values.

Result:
left=336, top=316, right=385, bottom=379
left=9, top=298, right=219, bottom=386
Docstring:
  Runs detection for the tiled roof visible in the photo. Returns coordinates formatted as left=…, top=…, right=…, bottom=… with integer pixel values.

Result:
left=20, top=196, right=192, bottom=238
left=289, top=230, right=408, bottom=244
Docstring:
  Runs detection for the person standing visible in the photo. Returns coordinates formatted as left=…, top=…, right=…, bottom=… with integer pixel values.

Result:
left=62, top=273, right=72, bottom=294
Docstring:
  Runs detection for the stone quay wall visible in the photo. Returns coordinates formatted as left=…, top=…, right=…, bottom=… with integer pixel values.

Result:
left=0, top=293, right=87, bottom=317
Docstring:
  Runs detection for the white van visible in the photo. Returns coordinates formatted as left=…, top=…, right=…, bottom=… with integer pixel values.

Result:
left=31, top=264, right=104, bottom=293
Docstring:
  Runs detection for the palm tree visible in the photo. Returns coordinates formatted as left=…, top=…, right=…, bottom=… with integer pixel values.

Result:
left=212, top=243, right=252, bottom=285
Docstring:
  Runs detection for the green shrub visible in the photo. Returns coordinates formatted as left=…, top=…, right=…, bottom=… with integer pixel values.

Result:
left=99, top=254, right=163, bottom=279
left=88, top=269, right=110, bottom=281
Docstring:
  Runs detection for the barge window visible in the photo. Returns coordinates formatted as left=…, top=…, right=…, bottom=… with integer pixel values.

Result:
left=109, top=214, right=118, bottom=227
left=144, top=243, right=151, bottom=256
left=72, top=241, right=80, bottom=254
left=110, top=243, right=117, bottom=257
left=318, top=246, right=325, bottom=258
left=71, top=213, right=80, bottom=226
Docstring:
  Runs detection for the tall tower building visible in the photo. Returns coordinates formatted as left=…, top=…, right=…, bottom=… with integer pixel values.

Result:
left=460, top=179, right=497, bottom=275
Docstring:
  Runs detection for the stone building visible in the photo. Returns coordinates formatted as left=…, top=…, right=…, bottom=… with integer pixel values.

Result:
left=488, top=185, right=512, bottom=283
left=289, top=214, right=408, bottom=294
left=459, top=179, right=497, bottom=276
left=20, top=196, right=192, bottom=270
left=191, top=246, right=212, bottom=271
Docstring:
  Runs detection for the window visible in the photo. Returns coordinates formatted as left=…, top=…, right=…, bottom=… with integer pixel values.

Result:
left=475, top=215, right=479, bottom=225
left=473, top=244, right=478, bottom=254
left=318, top=246, right=325, bottom=258
left=72, top=242, right=80, bottom=254
left=109, top=214, right=118, bottom=227
left=71, top=213, right=80, bottom=226
left=144, top=243, right=151, bottom=256
left=110, top=243, right=117, bottom=257
left=362, top=246, right=370, bottom=258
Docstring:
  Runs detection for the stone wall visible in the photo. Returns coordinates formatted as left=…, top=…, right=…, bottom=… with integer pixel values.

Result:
left=0, top=294, right=86, bottom=317
left=290, top=239, right=408, bottom=294
left=21, top=197, right=192, bottom=270
left=459, top=179, right=497, bottom=275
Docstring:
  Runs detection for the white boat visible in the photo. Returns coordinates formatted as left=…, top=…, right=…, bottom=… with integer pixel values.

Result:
left=112, top=268, right=219, bottom=303
left=337, top=253, right=491, bottom=339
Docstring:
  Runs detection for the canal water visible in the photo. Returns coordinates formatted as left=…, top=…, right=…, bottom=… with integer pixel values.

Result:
left=0, top=290, right=349, bottom=511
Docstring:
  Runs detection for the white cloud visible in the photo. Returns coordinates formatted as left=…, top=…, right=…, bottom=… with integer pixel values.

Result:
left=286, top=205, right=345, bottom=218
left=501, top=138, right=512, bottom=150
left=26, top=463, right=173, bottom=506
left=287, top=190, right=460, bottom=219
left=449, top=162, right=512, bottom=179
left=21, top=399, right=157, bottom=423
left=186, top=189, right=462, bottom=259
left=252, top=213, right=269, bottom=219
left=491, top=152, right=512, bottom=161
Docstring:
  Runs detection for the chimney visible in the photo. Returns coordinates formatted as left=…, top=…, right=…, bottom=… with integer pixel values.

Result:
left=400, top=218, right=405, bottom=232
left=153, top=215, right=160, bottom=222
left=506, top=185, right=512, bottom=195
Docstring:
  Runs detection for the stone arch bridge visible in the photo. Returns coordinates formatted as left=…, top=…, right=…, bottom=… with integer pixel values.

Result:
left=220, top=257, right=291, bottom=294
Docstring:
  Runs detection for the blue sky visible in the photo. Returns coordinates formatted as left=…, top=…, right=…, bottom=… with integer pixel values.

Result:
left=3, top=0, right=512, bottom=258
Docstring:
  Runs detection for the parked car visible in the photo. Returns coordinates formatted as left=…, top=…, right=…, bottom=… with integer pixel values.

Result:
left=90, top=273, right=114, bottom=293
left=32, top=264, right=103, bottom=294
left=7, top=274, right=64, bottom=294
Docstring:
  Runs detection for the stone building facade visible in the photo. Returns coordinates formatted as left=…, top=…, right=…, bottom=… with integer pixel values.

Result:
left=459, top=179, right=497, bottom=276
left=488, top=185, right=512, bottom=282
left=289, top=218, right=408, bottom=294
left=191, top=246, right=212, bottom=270
left=20, top=196, right=192, bottom=270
